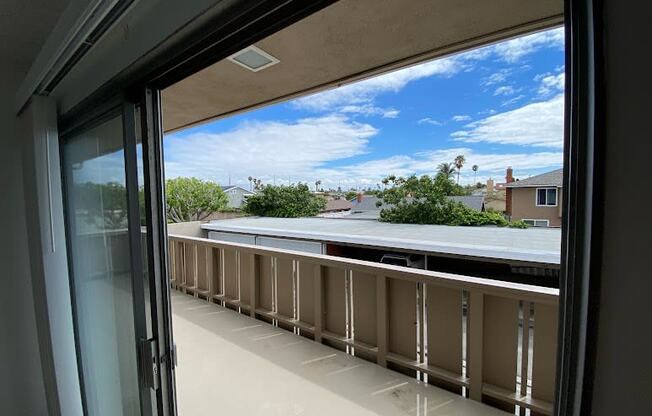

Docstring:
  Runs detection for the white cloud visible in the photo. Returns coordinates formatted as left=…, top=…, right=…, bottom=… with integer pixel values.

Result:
left=292, top=57, right=462, bottom=113
left=452, top=115, right=472, bottom=122
left=537, top=72, right=565, bottom=96
left=491, top=27, right=564, bottom=63
left=339, top=104, right=400, bottom=118
left=418, top=117, right=442, bottom=126
left=310, top=147, right=562, bottom=187
left=164, top=115, right=377, bottom=185
left=482, top=69, right=512, bottom=86
left=164, top=114, right=563, bottom=189
left=493, top=86, right=516, bottom=96
left=501, top=94, right=525, bottom=106
left=452, top=94, right=564, bottom=148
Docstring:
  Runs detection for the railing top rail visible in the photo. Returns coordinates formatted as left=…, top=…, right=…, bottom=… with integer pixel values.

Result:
left=169, top=233, right=559, bottom=305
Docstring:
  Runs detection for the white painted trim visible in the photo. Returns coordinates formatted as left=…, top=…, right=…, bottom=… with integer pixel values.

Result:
left=21, top=96, right=83, bottom=416
left=535, top=187, right=558, bottom=207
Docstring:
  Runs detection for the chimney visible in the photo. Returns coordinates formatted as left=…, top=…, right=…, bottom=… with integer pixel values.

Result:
left=487, top=178, right=494, bottom=193
left=356, top=193, right=363, bottom=203
left=505, top=167, right=513, bottom=217
left=506, top=167, right=514, bottom=183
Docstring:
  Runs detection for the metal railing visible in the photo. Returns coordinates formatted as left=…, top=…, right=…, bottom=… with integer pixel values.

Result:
left=168, top=232, right=559, bottom=415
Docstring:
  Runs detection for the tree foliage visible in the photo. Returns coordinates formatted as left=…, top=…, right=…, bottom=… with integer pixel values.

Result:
left=377, top=174, right=525, bottom=227
left=74, top=181, right=129, bottom=229
left=166, top=177, right=228, bottom=223
left=243, top=183, right=326, bottom=217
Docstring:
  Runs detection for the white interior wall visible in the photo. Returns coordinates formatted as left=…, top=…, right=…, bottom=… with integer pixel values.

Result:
left=0, top=68, right=48, bottom=416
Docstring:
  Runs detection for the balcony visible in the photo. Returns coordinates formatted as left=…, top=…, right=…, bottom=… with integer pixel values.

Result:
left=168, top=227, right=559, bottom=415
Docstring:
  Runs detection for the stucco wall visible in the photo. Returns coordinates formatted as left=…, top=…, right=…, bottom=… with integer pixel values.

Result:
left=510, top=187, right=562, bottom=227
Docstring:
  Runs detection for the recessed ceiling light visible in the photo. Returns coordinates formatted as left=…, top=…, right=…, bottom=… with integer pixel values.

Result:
left=227, top=45, right=279, bottom=72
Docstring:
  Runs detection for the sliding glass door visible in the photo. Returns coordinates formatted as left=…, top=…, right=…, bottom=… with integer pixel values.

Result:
left=61, top=97, right=173, bottom=416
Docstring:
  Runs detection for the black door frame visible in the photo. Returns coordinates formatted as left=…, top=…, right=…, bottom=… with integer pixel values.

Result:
left=58, top=0, right=604, bottom=415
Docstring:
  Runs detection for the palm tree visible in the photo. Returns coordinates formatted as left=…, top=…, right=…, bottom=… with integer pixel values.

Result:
left=454, top=155, right=466, bottom=184
left=315, top=180, right=322, bottom=192
left=437, top=162, right=455, bottom=179
left=472, top=164, right=479, bottom=183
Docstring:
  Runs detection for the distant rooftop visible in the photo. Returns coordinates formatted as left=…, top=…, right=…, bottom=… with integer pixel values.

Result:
left=506, top=168, right=563, bottom=188
left=202, top=217, right=561, bottom=266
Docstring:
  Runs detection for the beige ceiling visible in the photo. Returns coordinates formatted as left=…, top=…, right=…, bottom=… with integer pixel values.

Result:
left=162, top=0, right=563, bottom=133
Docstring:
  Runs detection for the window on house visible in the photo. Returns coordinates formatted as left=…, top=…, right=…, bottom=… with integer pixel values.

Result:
left=536, top=187, right=558, bottom=206
left=523, top=219, right=550, bottom=227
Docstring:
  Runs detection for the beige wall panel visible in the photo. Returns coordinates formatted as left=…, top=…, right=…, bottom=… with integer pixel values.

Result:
left=352, top=271, right=377, bottom=346
left=298, top=261, right=315, bottom=325
left=388, top=278, right=417, bottom=359
left=259, top=256, right=274, bottom=311
left=324, top=266, right=346, bottom=336
left=427, top=285, right=463, bottom=374
left=532, top=303, right=558, bottom=403
left=239, top=252, right=252, bottom=305
left=223, top=248, right=238, bottom=298
left=483, top=295, right=519, bottom=391
left=276, top=258, right=294, bottom=318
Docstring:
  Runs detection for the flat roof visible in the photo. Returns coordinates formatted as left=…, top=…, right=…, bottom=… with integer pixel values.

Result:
left=202, top=217, right=561, bottom=266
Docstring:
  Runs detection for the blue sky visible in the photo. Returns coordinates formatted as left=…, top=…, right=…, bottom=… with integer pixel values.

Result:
left=164, top=27, right=565, bottom=190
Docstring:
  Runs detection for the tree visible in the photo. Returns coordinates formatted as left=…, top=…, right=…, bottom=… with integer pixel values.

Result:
left=472, top=164, right=479, bottom=183
left=437, top=163, right=455, bottom=179
left=315, top=180, right=322, bottom=192
left=344, top=191, right=358, bottom=201
left=376, top=174, right=525, bottom=227
left=166, top=177, right=228, bottom=223
left=74, top=181, right=129, bottom=229
left=243, top=183, right=326, bottom=217
left=454, top=155, right=466, bottom=184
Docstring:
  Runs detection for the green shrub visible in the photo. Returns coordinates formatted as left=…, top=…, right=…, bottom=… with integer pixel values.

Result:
left=244, top=183, right=326, bottom=217
left=508, top=220, right=529, bottom=229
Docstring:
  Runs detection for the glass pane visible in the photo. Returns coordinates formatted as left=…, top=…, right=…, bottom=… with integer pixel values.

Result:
left=537, top=189, right=547, bottom=205
left=547, top=188, right=557, bottom=205
left=63, top=114, right=141, bottom=416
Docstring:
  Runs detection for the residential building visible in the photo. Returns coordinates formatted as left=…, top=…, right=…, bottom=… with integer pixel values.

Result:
left=506, top=168, right=563, bottom=227
left=220, top=185, right=255, bottom=209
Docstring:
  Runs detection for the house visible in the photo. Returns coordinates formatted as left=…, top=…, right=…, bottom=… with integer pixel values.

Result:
left=322, top=198, right=352, bottom=213
left=220, top=185, right=255, bottom=209
left=505, top=168, right=563, bottom=227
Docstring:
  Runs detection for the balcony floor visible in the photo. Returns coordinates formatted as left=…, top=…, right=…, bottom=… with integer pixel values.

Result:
left=171, top=292, right=509, bottom=416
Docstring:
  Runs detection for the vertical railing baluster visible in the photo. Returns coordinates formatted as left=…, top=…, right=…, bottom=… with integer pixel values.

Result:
left=469, top=290, right=484, bottom=401
left=250, top=254, right=259, bottom=318
left=519, top=301, right=531, bottom=415
left=376, top=275, right=388, bottom=367
left=206, top=245, right=213, bottom=302
left=314, top=265, right=323, bottom=343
